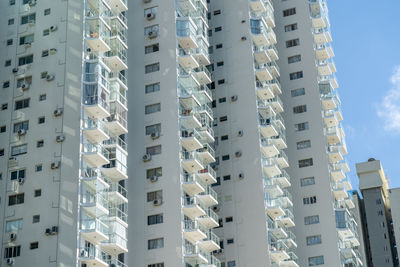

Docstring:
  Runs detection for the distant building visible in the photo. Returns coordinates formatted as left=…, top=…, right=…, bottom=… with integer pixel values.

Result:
left=389, top=188, right=400, bottom=265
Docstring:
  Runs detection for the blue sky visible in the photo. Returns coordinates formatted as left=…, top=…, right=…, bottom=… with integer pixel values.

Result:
left=327, top=0, right=400, bottom=189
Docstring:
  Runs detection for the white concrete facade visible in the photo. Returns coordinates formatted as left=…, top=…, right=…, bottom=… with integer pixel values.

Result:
left=0, top=0, right=128, bottom=266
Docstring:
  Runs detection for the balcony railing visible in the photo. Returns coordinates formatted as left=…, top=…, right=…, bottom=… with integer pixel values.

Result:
left=81, top=218, right=109, bottom=235
left=83, top=143, right=110, bottom=158
left=109, top=206, right=128, bottom=223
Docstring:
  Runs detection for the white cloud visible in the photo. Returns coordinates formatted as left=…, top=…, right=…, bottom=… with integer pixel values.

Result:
left=377, top=66, right=400, bottom=133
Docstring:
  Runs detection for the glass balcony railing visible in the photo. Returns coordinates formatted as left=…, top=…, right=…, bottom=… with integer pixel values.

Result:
left=109, top=71, right=128, bottom=88
left=83, top=119, right=110, bottom=135
left=184, top=219, right=206, bottom=233
left=83, top=143, right=110, bottom=158
left=107, top=182, right=127, bottom=198
left=181, top=151, right=205, bottom=165
left=103, top=136, right=127, bottom=152
left=204, top=230, right=220, bottom=245
left=197, top=143, right=215, bottom=159
left=106, top=259, right=127, bottom=267
left=83, top=83, right=110, bottom=111
left=198, top=165, right=216, bottom=180
left=79, top=245, right=107, bottom=262
left=183, top=173, right=207, bottom=188
left=183, top=196, right=206, bottom=211
left=81, top=191, right=109, bottom=211
left=177, top=17, right=197, bottom=39
left=109, top=206, right=128, bottom=223
left=198, top=185, right=218, bottom=201
left=81, top=218, right=109, bottom=235
left=199, top=207, right=218, bottom=223
left=102, top=232, right=127, bottom=249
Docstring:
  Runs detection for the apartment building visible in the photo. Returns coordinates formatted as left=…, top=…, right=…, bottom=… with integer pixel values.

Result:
left=389, top=188, right=400, bottom=266
left=357, top=159, right=398, bottom=266
left=0, top=0, right=128, bottom=266
left=273, top=0, right=363, bottom=266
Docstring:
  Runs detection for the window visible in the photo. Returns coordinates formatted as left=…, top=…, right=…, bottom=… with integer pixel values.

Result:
left=217, top=61, right=224, bottom=67
left=226, top=217, right=233, bottom=222
left=300, top=177, right=315, bottom=187
left=5, top=219, right=22, bottom=232
left=13, top=121, right=29, bottom=133
left=378, top=210, right=383, bottom=216
left=148, top=263, right=164, bottom=267
left=43, top=29, right=50, bottom=36
left=146, top=145, right=161, bottom=155
left=208, top=46, right=213, bottom=54
left=44, top=8, right=51, bottom=15
left=146, top=167, right=162, bottom=179
left=8, top=18, right=15, bottom=25
left=32, top=215, right=40, bottom=223
left=145, top=63, right=160, bottom=74
left=10, top=169, right=25, bottom=181
left=7, top=39, right=13, bottom=46
left=295, top=122, right=309, bottom=132
left=8, top=193, right=24, bottom=206
left=145, top=123, right=161, bottom=135
left=218, top=79, right=225, bottom=85
left=21, top=13, right=36, bottom=25
left=9, top=0, right=15, bottom=5
left=145, top=83, right=160, bottom=94
left=293, top=105, right=307, bottom=114
left=2, top=103, right=8, bottom=110
left=145, top=44, right=159, bottom=54
left=306, top=235, right=322, bottom=246
left=304, top=215, right=320, bottom=225
left=3, top=81, right=10, bottom=88
left=220, top=116, right=227, bottom=122
left=283, top=8, right=296, bottom=17
left=214, top=10, right=221, bottom=15
left=308, top=256, right=324, bottom=266
left=35, top=164, right=42, bottom=172
left=297, top=140, right=311, bottom=150
left=30, top=242, right=39, bottom=250
left=0, top=149, right=4, bottom=156
left=221, top=135, right=228, bottom=141
left=148, top=238, right=164, bottom=250
left=215, top=26, right=222, bottom=32
left=18, top=54, right=34, bottom=66
left=223, top=175, right=231, bottom=181
left=288, top=55, right=301, bottom=64
left=227, top=238, right=234, bottom=244
left=38, top=116, right=45, bottom=124
left=148, top=214, right=163, bottom=225
left=222, top=155, right=230, bottom=161
left=286, top=38, right=300, bottom=48
left=290, top=71, right=303, bottom=80
left=42, top=50, right=49, bottom=57
left=212, top=177, right=221, bottom=187
left=147, top=190, right=162, bottom=202
left=303, top=196, right=317, bottom=205
left=291, top=88, right=305, bottom=97
left=299, top=158, right=313, bottom=168
left=15, top=98, right=30, bottom=110
left=11, top=144, right=28, bottom=156
left=34, top=189, right=41, bottom=197
left=39, top=94, right=46, bottom=101
left=145, top=103, right=161, bottom=114
left=17, top=76, right=32, bottom=88
left=219, top=97, right=226, bottom=103
left=19, top=34, right=34, bottom=45
left=227, top=261, right=236, bottom=267
left=216, top=43, right=223, bottom=49
left=284, top=23, right=298, bottom=32
left=4, top=246, right=21, bottom=258
left=5, top=60, right=12, bottom=67
left=0, top=126, right=6, bottom=133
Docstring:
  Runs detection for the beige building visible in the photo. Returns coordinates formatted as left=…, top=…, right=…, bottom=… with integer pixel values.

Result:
left=0, top=0, right=128, bottom=266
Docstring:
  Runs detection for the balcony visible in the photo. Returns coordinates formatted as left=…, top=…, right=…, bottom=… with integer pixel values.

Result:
left=81, top=191, right=109, bottom=217
left=193, top=40, right=211, bottom=65
left=106, top=98, right=128, bottom=135
left=315, top=44, right=334, bottom=60
left=269, top=226, right=288, bottom=240
left=183, top=196, right=206, bottom=219
left=83, top=143, right=110, bottom=167
left=330, top=163, right=346, bottom=182
left=80, top=218, right=109, bottom=244
left=177, top=0, right=197, bottom=14
left=85, top=17, right=111, bottom=53
left=325, top=126, right=341, bottom=144
left=108, top=0, right=127, bottom=12
left=107, top=182, right=128, bottom=204
left=83, top=119, right=110, bottom=143
left=323, top=109, right=339, bottom=128
left=277, top=208, right=295, bottom=228
left=264, top=182, right=284, bottom=199
left=184, top=219, right=207, bottom=243
left=193, top=66, right=212, bottom=85
left=332, top=182, right=348, bottom=200
left=100, top=232, right=128, bottom=255
left=313, top=28, right=332, bottom=44
left=181, top=130, right=204, bottom=152
left=184, top=243, right=208, bottom=265
left=198, top=208, right=219, bottom=229
left=83, top=83, right=110, bottom=119
left=199, top=231, right=220, bottom=252
left=198, top=104, right=213, bottom=122
left=267, top=28, right=277, bottom=44
left=271, top=131, right=287, bottom=149
left=79, top=245, right=108, bottom=267
left=266, top=198, right=285, bottom=219
left=198, top=186, right=218, bottom=207
left=268, top=61, right=280, bottom=78
left=317, top=60, right=335, bottom=76
left=104, top=38, right=128, bottom=71
left=180, top=109, right=202, bottom=130
left=258, top=101, right=276, bottom=119
left=177, top=17, right=199, bottom=49
left=259, top=118, right=279, bottom=138
left=309, top=0, right=329, bottom=29
left=280, top=252, right=299, bottom=267
left=207, top=255, right=221, bottom=267
left=275, top=152, right=289, bottom=169
left=284, top=231, right=297, bottom=249
left=178, top=48, right=200, bottom=69
left=263, top=158, right=282, bottom=178
left=251, top=18, right=270, bottom=46
left=197, top=165, right=217, bottom=185
left=267, top=45, right=279, bottom=61
left=198, top=123, right=215, bottom=144
left=179, top=82, right=202, bottom=110
left=181, top=151, right=205, bottom=173
left=81, top=168, right=110, bottom=191
left=256, top=81, right=275, bottom=100
left=109, top=71, right=128, bottom=91
left=255, top=63, right=273, bottom=82
left=101, top=146, right=128, bottom=182
left=274, top=170, right=291, bottom=188
left=110, top=14, right=128, bottom=48
left=196, top=144, right=215, bottom=165
left=249, top=0, right=267, bottom=12
left=253, top=46, right=271, bottom=64
left=336, top=210, right=359, bottom=245
left=269, top=241, right=290, bottom=263
left=109, top=207, right=128, bottom=226
left=261, top=138, right=279, bottom=158
left=267, top=96, right=284, bottom=113
left=268, top=78, right=282, bottom=95
left=183, top=173, right=206, bottom=196
left=328, top=145, right=344, bottom=163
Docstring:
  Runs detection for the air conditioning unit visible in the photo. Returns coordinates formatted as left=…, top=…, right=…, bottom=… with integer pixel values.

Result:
left=56, top=134, right=65, bottom=143
left=51, top=226, right=58, bottom=235
left=21, top=83, right=30, bottom=91
left=150, top=176, right=158, bottom=182
left=238, top=173, right=244, bottom=179
left=28, top=0, right=37, bottom=6
left=241, top=36, right=247, bottom=41
left=46, top=74, right=55, bottom=81
left=50, top=25, right=58, bottom=32
left=18, top=177, right=24, bottom=184
left=24, top=42, right=31, bottom=48
left=148, top=31, right=158, bottom=39
left=45, top=228, right=52, bottom=235
left=51, top=161, right=61, bottom=169
left=143, top=0, right=151, bottom=3
left=212, top=206, right=220, bottom=212
left=49, top=48, right=57, bottom=55
left=150, top=132, right=160, bottom=140
left=80, top=250, right=88, bottom=257
left=153, top=199, right=162, bottom=206
left=237, top=130, right=244, bottom=137
left=54, top=108, right=63, bottom=117
left=235, top=151, right=242, bottom=158
left=142, top=154, right=152, bottom=162
left=17, top=129, right=27, bottom=136
left=146, top=13, right=155, bottom=20
left=231, top=95, right=238, bottom=102
left=9, top=233, right=17, bottom=241
left=12, top=67, right=18, bottom=74
left=6, top=258, right=14, bottom=265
